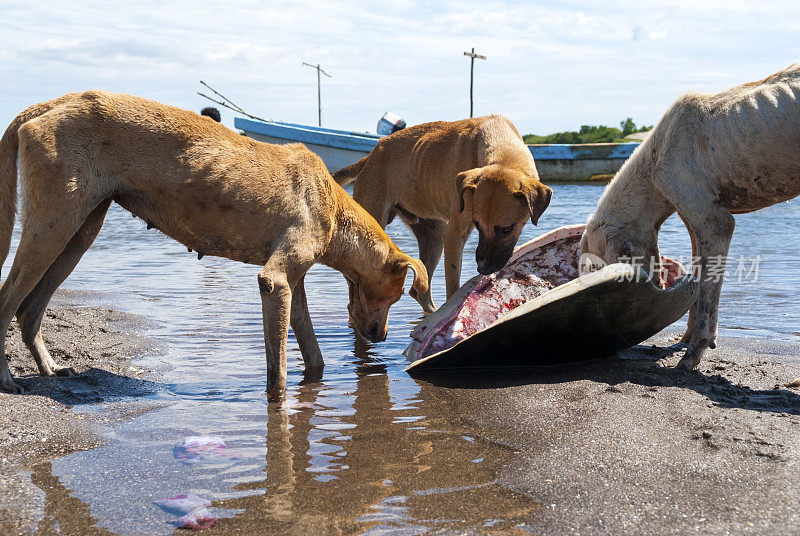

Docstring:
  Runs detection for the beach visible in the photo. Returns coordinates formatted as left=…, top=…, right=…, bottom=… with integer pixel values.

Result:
left=422, top=331, right=800, bottom=534
left=2, top=2, right=800, bottom=532
left=0, top=292, right=161, bottom=534
left=0, top=188, right=796, bottom=534
left=1, top=305, right=798, bottom=534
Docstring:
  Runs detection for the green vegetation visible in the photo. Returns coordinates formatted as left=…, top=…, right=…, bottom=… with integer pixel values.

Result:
left=523, top=118, right=652, bottom=144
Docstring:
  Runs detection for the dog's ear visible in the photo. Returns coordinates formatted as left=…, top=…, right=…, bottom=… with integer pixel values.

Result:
left=514, top=183, right=553, bottom=225
left=393, top=256, right=428, bottom=295
left=456, top=169, right=482, bottom=213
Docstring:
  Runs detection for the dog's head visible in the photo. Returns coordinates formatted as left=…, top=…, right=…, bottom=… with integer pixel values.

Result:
left=346, top=251, right=427, bottom=343
left=458, top=165, right=553, bottom=275
left=581, top=213, right=661, bottom=276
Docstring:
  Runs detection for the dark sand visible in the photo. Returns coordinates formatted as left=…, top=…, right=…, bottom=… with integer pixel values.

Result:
left=0, top=292, right=161, bottom=535
left=419, top=332, right=800, bottom=535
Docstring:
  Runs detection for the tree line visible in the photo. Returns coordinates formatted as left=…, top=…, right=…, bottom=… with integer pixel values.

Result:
left=523, top=118, right=652, bottom=144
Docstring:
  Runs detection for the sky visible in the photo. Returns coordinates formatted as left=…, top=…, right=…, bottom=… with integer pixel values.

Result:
left=1, top=1, right=799, bottom=135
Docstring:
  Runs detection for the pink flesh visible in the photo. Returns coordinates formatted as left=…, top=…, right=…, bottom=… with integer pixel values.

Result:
left=416, top=231, right=685, bottom=359
left=174, top=436, right=250, bottom=464
left=171, top=508, right=217, bottom=530
left=157, top=493, right=218, bottom=530
left=156, top=493, right=211, bottom=513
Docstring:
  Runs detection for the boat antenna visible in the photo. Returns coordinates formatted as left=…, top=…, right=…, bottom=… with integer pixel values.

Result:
left=199, top=81, right=247, bottom=114
left=197, top=81, right=271, bottom=122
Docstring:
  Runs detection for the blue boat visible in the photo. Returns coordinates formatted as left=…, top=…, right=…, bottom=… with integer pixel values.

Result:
left=234, top=117, right=640, bottom=182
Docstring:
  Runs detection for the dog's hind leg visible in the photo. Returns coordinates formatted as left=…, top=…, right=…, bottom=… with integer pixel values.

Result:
left=679, top=222, right=699, bottom=344
left=656, top=172, right=736, bottom=370
left=290, top=276, right=323, bottom=370
left=406, top=218, right=445, bottom=313
left=16, top=199, right=112, bottom=376
left=0, top=201, right=99, bottom=393
left=352, top=176, right=392, bottom=228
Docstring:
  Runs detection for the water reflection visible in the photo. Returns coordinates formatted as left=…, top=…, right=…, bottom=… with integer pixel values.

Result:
left=209, top=359, right=538, bottom=534
left=30, top=462, right=116, bottom=536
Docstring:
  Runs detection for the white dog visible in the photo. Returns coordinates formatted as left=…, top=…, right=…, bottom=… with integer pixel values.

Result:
left=582, top=66, right=800, bottom=370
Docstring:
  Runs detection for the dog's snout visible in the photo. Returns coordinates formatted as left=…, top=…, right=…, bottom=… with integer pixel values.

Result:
left=476, top=245, right=514, bottom=275
left=366, top=323, right=387, bottom=343
left=372, top=331, right=387, bottom=343
left=475, top=240, right=491, bottom=274
left=476, top=257, right=493, bottom=275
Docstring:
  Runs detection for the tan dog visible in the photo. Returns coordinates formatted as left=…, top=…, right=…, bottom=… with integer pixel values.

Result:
left=334, top=115, right=552, bottom=312
left=0, top=91, right=427, bottom=399
left=581, top=66, right=800, bottom=370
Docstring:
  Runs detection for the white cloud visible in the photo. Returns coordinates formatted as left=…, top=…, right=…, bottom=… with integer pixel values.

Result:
left=0, top=0, right=798, bottom=135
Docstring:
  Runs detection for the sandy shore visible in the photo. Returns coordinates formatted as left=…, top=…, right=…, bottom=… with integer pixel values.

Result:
left=1, top=291, right=799, bottom=534
left=0, top=292, right=161, bottom=534
left=420, top=332, right=800, bottom=535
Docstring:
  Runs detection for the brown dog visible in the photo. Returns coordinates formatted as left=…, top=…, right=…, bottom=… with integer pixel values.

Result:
left=334, top=115, right=552, bottom=312
left=0, top=91, right=427, bottom=399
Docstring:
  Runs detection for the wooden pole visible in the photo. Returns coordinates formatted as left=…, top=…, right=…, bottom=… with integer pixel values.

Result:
left=302, top=62, right=331, bottom=126
left=469, top=48, right=474, bottom=118
left=316, top=64, right=322, bottom=127
left=463, top=48, right=486, bottom=118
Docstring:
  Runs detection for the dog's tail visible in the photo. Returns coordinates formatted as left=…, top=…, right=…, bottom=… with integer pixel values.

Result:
left=332, top=157, right=367, bottom=186
left=0, top=96, right=73, bottom=273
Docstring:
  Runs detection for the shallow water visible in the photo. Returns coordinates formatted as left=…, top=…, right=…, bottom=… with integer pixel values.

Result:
left=4, top=183, right=798, bottom=534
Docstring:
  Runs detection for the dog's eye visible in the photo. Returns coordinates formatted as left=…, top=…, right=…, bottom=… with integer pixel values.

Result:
left=496, top=224, right=515, bottom=236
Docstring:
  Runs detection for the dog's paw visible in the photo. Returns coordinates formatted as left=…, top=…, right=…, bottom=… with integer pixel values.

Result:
left=266, top=388, right=285, bottom=403
left=419, top=303, right=437, bottom=315
left=0, top=377, right=24, bottom=394
left=675, top=343, right=709, bottom=371
left=675, top=355, right=699, bottom=370
left=53, top=365, right=76, bottom=377
left=670, top=334, right=688, bottom=349
left=675, top=331, right=715, bottom=371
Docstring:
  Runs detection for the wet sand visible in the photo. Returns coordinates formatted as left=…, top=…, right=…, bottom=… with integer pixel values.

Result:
left=1, top=291, right=800, bottom=534
left=419, top=332, right=800, bottom=535
left=172, top=331, right=800, bottom=536
left=0, top=291, right=161, bottom=534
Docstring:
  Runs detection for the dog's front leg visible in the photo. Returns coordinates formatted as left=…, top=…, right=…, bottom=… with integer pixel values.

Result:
left=258, top=268, right=292, bottom=401
left=676, top=211, right=736, bottom=370
left=290, top=276, right=324, bottom=370
left=443, top=218, right=474, bottom=298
